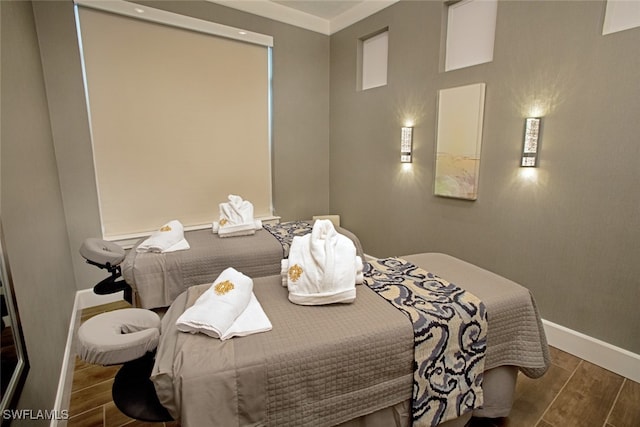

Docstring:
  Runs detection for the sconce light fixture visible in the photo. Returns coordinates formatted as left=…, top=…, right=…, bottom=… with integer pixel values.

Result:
left=521, top=117, right=541, bottom=167
left=401, top=126, right=413, bottom=163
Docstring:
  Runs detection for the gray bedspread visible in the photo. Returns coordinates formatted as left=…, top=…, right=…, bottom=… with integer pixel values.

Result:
left=122, top=222, right=365, bottom=309
left=122, top=228, right=283, bottom=309
left=152, top=275, right=415, bottom=427
left=151, top=253, right=549, bottom=427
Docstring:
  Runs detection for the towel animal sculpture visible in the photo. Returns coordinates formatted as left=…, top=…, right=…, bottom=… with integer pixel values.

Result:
left=175, top=267, right=272, bottom=340
left=280, top=219, right=364, bottom=305
left=136, top=220, right=190, bottom=253
left=212, top=194, right=263, bottom=237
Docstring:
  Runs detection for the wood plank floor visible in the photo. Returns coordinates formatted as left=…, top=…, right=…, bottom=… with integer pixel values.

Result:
left=67, top=302, right=640, bottom=427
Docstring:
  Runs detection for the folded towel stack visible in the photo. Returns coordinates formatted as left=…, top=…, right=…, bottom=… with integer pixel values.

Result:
left=175, top=267, right=272, bottom=340
left=136, top=220, right=190, bottom=253
left=281, top=219, right=364, bottom=305
left=212, top=194, right=263, bottom=237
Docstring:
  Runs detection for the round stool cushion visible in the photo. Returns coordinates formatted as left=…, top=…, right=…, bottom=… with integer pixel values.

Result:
left=78, top=308, right=161, bottom=365
left=80, top=238, right=126, bottom=266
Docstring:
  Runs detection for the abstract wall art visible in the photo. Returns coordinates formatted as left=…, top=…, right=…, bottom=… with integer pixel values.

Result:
left=434, top=83, right=486, bottom=200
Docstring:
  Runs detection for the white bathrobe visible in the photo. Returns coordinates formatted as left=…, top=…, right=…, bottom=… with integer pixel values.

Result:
left=212, top=195, right=262, bottom=237
left=136, top=220, right=190, bottom=253
left=282, top=219, right=363, bottom=305
left=175, top=267, right=272, bottom=340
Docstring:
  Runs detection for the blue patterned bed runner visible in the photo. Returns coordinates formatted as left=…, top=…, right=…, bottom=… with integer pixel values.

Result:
left=364, top=258, right=488, bottom=427
left=263, top=220, right=314, bottom=258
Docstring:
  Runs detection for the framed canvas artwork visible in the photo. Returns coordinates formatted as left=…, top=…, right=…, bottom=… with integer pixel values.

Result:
left=434, top=83, right=486, bottom=200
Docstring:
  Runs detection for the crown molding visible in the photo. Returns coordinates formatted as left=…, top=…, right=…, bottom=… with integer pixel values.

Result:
left=206, top=0, right=399, bottom=35
left=330, top=1, right=398, bottom=34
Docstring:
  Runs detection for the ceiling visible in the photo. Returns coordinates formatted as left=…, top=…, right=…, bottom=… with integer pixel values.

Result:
left=270, top=0, right=366, bottom=20
left=207, top=0, right=399, bottom=34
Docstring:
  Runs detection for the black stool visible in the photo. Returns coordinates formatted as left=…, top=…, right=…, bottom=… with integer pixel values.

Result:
left=113, top=352, right=173, bottom=422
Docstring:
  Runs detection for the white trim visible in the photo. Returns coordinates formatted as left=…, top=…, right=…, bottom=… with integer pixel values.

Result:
left=330, top=1, right=398, bottom=34
left=207, top=0, right=399, bottom=35
left=75, top=0, right=273, bottom=46
left=51, top=289, right=125, bottom=426
left=542, top=319, right=640, bottom=383
left=50, top=292, right=81, bottom=427
left=77, top=288, right=124, bottom=309
left=209, top=0, right=329, bottom=34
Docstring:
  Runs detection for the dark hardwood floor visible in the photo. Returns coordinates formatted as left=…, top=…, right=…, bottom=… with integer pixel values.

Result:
left=67, top=302, right=640, bottom=427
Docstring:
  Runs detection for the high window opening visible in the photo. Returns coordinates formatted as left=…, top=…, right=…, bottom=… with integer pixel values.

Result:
left=445, top=0, right=497, bottom=71
left=359, top=29, right=389, bottom=90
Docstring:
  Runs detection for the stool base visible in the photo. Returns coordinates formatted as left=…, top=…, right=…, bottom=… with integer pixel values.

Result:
left=112, top=352, right=173, bottom=422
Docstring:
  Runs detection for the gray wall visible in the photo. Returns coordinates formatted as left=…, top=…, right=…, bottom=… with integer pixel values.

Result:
left=2, top=0, right=330, bottom=416
left=2, top=0, right=638, bottom=416
left=330, top=0, right=640, bottom=353
left=33, top=0, right=331, bottom=290
left=1, top=0, right=77, bottom=421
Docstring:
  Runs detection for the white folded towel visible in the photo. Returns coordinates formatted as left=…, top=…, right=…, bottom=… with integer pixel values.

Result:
left=212, top=195, right=262, bottom=237
left=282, top=219, right=361, bottom=305
left=220, top=293, right=272, bottom=340
left=136, top=220, right=190, bottom=253
left=175, top=267, right=271, bottom=340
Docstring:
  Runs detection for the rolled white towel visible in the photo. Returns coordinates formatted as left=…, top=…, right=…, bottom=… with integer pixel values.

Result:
left=220, top=293, right=272, bottom=340
left=136, top=220, right=190, bottom=253
left=176, top=267, right=252, bottom=339
left=284, top=219, right=358, bottom=305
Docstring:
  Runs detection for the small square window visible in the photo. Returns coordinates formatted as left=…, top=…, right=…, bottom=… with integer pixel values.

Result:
left=445, top=0, right=497, bottom=71
left=360, top=30, right=388, bottom=90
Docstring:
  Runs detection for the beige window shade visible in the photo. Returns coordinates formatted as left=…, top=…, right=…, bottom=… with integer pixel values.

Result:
left=76, top=5, right=272, bottom=239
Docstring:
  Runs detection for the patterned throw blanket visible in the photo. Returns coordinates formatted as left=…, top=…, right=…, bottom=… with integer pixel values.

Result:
left=263, top=220, right=314, bottom=257
left=364, top=258, right=488, bottom=427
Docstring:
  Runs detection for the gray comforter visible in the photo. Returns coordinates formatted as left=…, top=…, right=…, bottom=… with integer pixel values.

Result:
left=122, top=228, right=283, bottom=309
left=152, top=275, right=415, bottom=426
left=151, top=253, right=549, bottom=426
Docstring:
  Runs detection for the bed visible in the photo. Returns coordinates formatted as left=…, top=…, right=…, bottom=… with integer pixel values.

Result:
left=121, top=221, right=364, bottom=309
left=150, top=252, right=550, bottom=427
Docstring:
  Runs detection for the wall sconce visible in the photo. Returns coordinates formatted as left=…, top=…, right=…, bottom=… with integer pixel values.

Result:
left=521, top=117, right=541, bottom=167
left=401, top=126, right=413, bottom=163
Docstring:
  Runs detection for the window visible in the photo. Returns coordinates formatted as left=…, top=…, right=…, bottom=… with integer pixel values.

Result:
left=360, top=30, right=388, bottom=90
left=75, top=1, right=273, bottom=239
left=603, top=0, right=640, bottom=35
left=445, top=0, right=497, bottom=71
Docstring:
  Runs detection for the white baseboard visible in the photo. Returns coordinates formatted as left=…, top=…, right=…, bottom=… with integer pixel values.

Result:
left=51, top=289, right=124, bottom=427
left=77, top=288, right=124, bottom=309
left=542, top=319, right=640, bottom=383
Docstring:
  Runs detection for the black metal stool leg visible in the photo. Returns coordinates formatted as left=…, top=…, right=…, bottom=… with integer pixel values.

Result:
left=112, top=352, right=173, bottom=422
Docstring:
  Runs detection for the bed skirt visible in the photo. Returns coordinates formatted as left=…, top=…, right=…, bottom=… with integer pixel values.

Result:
left=337, top=365, right=518, bottom=427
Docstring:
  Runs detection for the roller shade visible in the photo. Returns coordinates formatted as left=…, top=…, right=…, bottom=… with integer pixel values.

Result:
left=76, top=3, right=272, bottom=239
